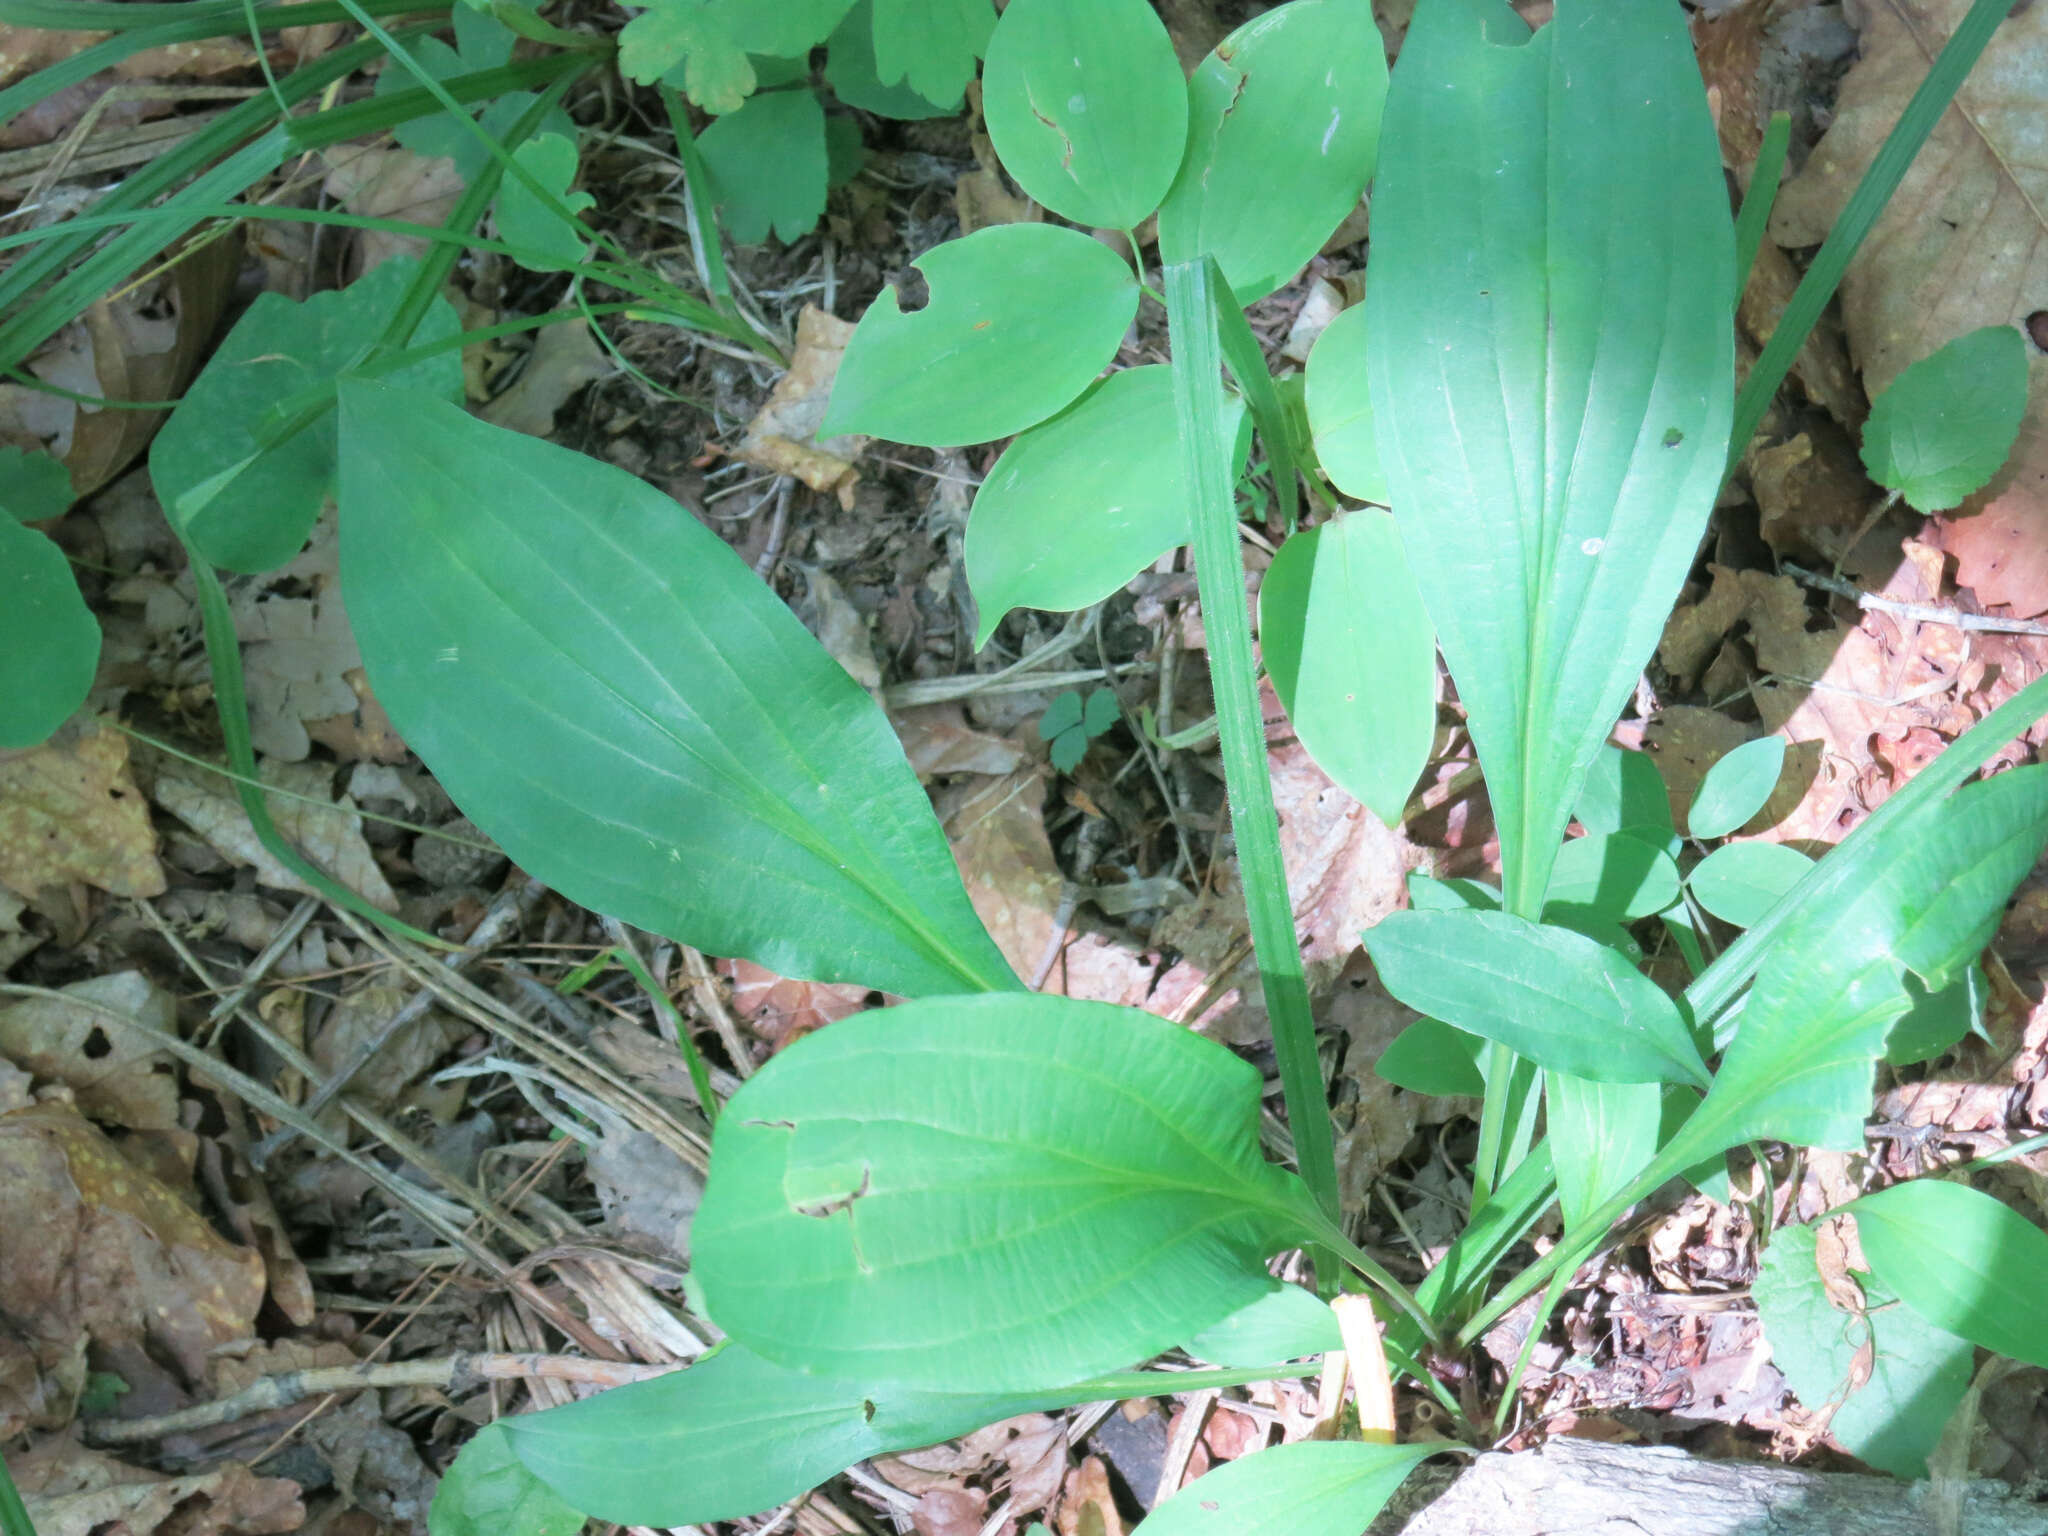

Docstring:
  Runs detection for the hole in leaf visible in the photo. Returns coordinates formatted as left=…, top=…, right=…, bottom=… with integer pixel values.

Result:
left=82, top=1027, right=112, bottom=1060
left=2027, top=310, right=2048, bottom=351
left=893, top=267, right=931, bottom=314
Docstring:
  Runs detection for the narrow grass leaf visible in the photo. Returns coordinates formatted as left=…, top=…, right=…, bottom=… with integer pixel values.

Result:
left=1687, top=736, right=1788, bottom=840
left=337, top=380, right=1016, bottom=998
left=1131, top=1442, right=1433, bottom=1536
left=692, top=993, right=1326, bottom=1392
left=1852, top=1178, right=2048, bottom=1370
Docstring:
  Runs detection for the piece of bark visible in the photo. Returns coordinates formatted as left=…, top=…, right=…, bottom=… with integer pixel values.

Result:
left=1394, top=1438, right=2037, bottom=1536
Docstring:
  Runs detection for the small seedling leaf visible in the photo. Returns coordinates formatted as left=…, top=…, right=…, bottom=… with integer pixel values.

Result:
left=869, top=0, right=996, bottom=105
left=1304, top=304, right=1386, bottom=504
left=692, top=993, right=1327, bottom=1391
left=1366, top=908, right=1710, bottom=1088
left=1258, top=509, right=1436, bottom=827
left=1181, top=1283, right=1342, bottom=1366
left=432, top=1423, right=586, bottom=1536
left=1685, top=839, right=1813, bottom=929
left=337, top=380, right=1016, bottom=999
left=1374, top=1017, right=1486, bottom=1097
left=494, top=132, right=595, bottom=270
left=825, top=0, right=963, bottom=116
left=696, top=88, right=829, bottom=244
left=1852, top=1178, right=2048, bottom=1371
left=822, top=223, right=1138, bottom=446
left=1039, top=690, right=1084, bottom=739
left=1156, top=0, right=1387, bottom=305
left=981, top=0, right=1186, bottom=229
left=1131, top=1441, right=1432, bottom=1536
left=1861, top=325, right=2029, bottom=513
left=965, top=367, right=1247, bottom=644
left=1687, top=736, right=1787, bottom=840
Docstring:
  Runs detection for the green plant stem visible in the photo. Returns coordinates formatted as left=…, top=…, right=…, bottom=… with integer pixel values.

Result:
left=0, top=1449, right=34, bottom=1536
left=657, top=83, right=735, bottom=311
left=1726, top=0, right=2010, bottom=475
left=1308, top=1219, right=1441, bottom=1348
left=1165, top=257, right=1341, bottom=1232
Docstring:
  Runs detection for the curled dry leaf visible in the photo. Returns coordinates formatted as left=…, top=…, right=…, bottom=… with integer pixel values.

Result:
left=0, top=972, right=180, bottom=1132
left=12, top=1438, right=302, bottom=1536
left=717, top=957, right=871, bottom=1052
left=0, top=722, right=165, bottom=901
left=734, top=305, right=868, bottom=508
left=0, top=1101, right=265, bottom=1384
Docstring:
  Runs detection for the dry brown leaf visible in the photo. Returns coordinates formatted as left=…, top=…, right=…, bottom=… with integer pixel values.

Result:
left=1056, top=1456, right=1123, bottom=1536
left=0, top=722, right=165, bottom=900
left=310, top=981, right=464, bottom=1122
left=13, top=1438, right=302, bottom=1536
left=892, top=703, right=1032, bottom=781
left=913, top=1486, right=988, bottom=1536
left=231, top=528, right=372, bottom=763
left=1770, top=0, right=2048, bottom=614
left=0, top=972, right=180, bottom=1132
left=320, top=145, right=464, bottom=276
left=717, top=957, right=870, bottom=1051
left=155, top=759, right=400, bottom=914
left=0, top=1101, right=265, bottom=1382
left=1268, top=732, right=1420, bottom=982
left=733, top=305, right=867, bottom=507
left=479, top=318, right=613, bottom=438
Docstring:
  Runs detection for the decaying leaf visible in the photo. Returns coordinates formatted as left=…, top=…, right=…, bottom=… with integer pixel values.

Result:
left=231, top=524, right=374, bottom=762
left=717, top=957, right=871, bottom=1052
left=309, top=981, right=463, bottom=1124
left=479, top=319, right=613, bottom=438
left=155, top=758, right=400, bottom=914
left=0, top=722, right=165, bottom=900
left=320, top=144, right=465, bottom=275
left=733, top=305, right=868, bottom=507
left=0, top=972, right=180, bottom=1132
left=12, top=1438, right=301, bottom=1536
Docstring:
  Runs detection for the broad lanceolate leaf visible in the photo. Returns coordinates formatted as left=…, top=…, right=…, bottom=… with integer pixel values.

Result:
left=871, top=0, right=997, bottom=105
left=1259, top=510, right=1436, bottom=828
left=337, top=381, right=1016, bottom=999
left=1156, top=0, right=1387, bottom=305
left=820, top=223, right=1138, bottom=446
left=1685, top=839, right=1812, bottom=929
left=697, top=88, right=828, bottom=244
left=0, top=514, right=96, bottom=748
left=1131, top=1442, right=1433, bottom=1536
left=1852, top=1178, right=2048, bottom=1371
left=965, top=367, right=1248, bottom=645
left=692, top=993, right=1326, bottom=1392
left=1365, top=909, right=1709, bottom=1088
left=1182, top=1283, right=1342, bottom=1366
left=1365, top=0, right=1734, bottom=916
left=1861, top=325, right=2029, bottom=514
left=432, top=1423, right=585, bottom=1536
left=1692, top=766, right=2048, bottom=1152
left=1304, top=303, right=1386, bottom=504
left=1752, top=1222, right=1973, bottom=1479
left=494, top=133, right=594, bottom=271
left=153, top=259, right=463, bottom=574
left=1686, top=736, right=1787, bottom=841
left=980, top=0, right=1186, bottom=229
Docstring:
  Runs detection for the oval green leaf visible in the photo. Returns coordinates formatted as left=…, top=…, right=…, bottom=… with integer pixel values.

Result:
left=965, top=366, right=1248, bottom=645
left=1365, top=908, right=1709, bottom=1088
left=1132, top=1441, right=1433, bottom=1536
left=1543, top=829, right=1681, bottom=922
left=820, top=223, right=1138, bottom=446
left=1853, top=1178, right=2048, bottom=1370
left=1181, top=1283, right=1341, bottom=1366
left=1156, top=0, right=1387, bottom=305
left=692, top=993, right=1326, bottom=1392
left=337, top=379, right=1017, bottom=1000
left=432, top=1423, right=586, bottom=1536
left=0, top=515, right=97, bottom=749
left=1374, top=1017, right=1485, bottom=1097
left=1861, top=325, right=2029, bottom=514
left=1259, top=509, right=1435, bottom=827
left=981, top=0, right=1186, bottom=229
left=1686, top=838, right=1812, bottom=929
left=1304, top=304, right=1386, bottom=504
left=1687, top=735, right=1787, bottom=840
left=1575, top=744, right=1674, bottom=840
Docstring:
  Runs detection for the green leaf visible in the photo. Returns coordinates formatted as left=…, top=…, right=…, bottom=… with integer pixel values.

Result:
left=494, top=132, right=594, bottom=270
left=627, top=1, right=754, bottom=109
left=1039, top=690, right=1084, bottom=738
left=0, top=446, right=72, bottom=525
left=0, top=514, right=97, bottom=748
left=1575, top=744, right=1674, bottom=840
left=1685, top=839, right=1813, bottom=929
left=1258, top=509, right=1435, bottom=827
left=691, top=993, right=1326, bottom=1391
left=1366, top=0, right=1734, bottom=916
left=1752, top=1222, right=1972, bottom=1479
left=1696, top=766, right=2048, bottom=1151
left=870, top=0, right=996, bottom=105
left=433, top=1423, right=586, bottom=1536
left=1048, top=726, right=1087, bottom=772
left=1861, top=325, right=2030, bottom=514
left=823, top=223, right=1139, bottom=447
left=1365, top=908, right=1710, bottom=1088
left=1548, top=1075, right=1664, bottom=1231
left=336, top=380, right=1017, bottom=999
left=697, top=87, right=828, bottom=243
left=1181, top=1283, right=1341, bottom=1366
left=1304, top=303, right=1386, bottom=504
left=1543, top=830, right=1681, bottom=923
left=1853, top=1178, right=2048, bottom=1371
left=825, top=113, right=865, bottom=187
left=1883, top=964, right=1984, bottom=1066
left=151, top=258, right=463, bottom=574
left=965, top=367, right=1247, bottom=645
left=980, top=0, right=1186, bottom=229
left=1082, top=686, right=1118, bottom=736
left=1374, top=1018, right=1485, bottom=1097
left=824, top=0, right=962, bottom=117
left=710, top=0, right=855, bottom=56
left=1131, top=1442, right=1433, bottom=1536
left=1686, top=736, right=1787, bottom=841
left=1405, top=872, right=1499, bottom=912
left=1156, top=0, right=1387, bottom=305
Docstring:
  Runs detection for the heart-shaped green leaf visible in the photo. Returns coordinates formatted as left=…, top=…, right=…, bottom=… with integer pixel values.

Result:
left=981, top=0, right=1186, bottom=229
left=692, top=993, right=1326, bottom=1392
left=1157, top=0, right=1387, bottom=305
left=1852, top=1178, right=2048, bottom=1371
left=337, top=380, right=1016, bottom=999
left=1366, top=0, right=1734, bottom=916
left=1258, top=509, right=1436, bottom=827
left=1365, top=908, right=1709, bottom=1088
left=1132, top=1442, right=1433, bottom=1536
left=825, top=0, right=962, bottom=116
left=494, top=132, right=594, bottom=270
left=821, top=223, right=1138, bottom=446
left=1861, top=325, right=2029, bottom=514
left=711, top=0, right=855, bottom=56
left=965, top=366, right=1248, bottom=645
left=1685, top=839, right=1813, bottom=929
left=1687, top=736, right=1787, bottom=840
left=1303, top=302, right=1386, bottom=504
